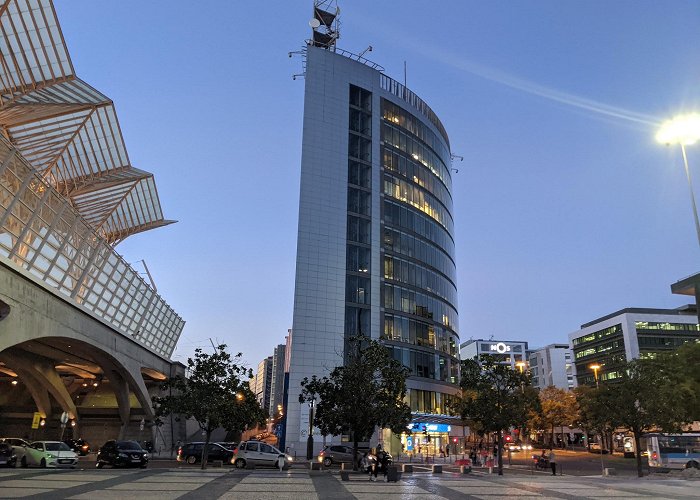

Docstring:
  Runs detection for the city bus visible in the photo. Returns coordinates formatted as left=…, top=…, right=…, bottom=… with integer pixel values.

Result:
left=646, top=433, right=700, bottom=470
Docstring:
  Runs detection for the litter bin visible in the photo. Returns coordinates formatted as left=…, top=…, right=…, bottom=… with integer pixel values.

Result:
left=386, top=465, right=402, bottom=482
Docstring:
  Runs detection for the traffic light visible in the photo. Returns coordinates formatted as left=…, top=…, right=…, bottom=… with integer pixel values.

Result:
left=453, top=437, right=458, bottom=443
left=505, top=435, right=512, bottom=443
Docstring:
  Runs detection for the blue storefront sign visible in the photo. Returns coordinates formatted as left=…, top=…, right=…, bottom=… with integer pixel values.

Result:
left=408, top=422, right=451, bottom=433
left=406, top=436, right=413, bottom=451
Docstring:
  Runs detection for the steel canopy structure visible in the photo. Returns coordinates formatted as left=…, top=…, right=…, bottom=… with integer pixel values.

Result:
left=0, top=0, right=174, bottom=245
left=0, top=0, right=184, bottom=359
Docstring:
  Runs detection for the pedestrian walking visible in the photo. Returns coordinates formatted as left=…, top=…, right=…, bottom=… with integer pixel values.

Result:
left=549, top=450, right=557, bottom=475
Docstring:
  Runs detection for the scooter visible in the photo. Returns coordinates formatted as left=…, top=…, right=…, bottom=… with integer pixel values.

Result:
left=532, top=454, right=549, bottom=470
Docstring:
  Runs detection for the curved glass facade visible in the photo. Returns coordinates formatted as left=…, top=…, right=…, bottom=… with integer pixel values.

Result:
left=380, top=97, right=459, bottom=401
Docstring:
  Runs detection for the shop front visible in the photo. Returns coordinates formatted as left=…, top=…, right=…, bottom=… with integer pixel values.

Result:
left=383, top=420, right=465, bottom=459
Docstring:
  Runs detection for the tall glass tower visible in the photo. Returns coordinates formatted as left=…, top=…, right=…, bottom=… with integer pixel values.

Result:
left=286, top=8, right=460, bottom=456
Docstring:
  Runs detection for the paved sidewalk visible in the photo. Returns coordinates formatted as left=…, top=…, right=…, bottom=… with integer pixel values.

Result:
left=0, top=466, right=697, bottom=499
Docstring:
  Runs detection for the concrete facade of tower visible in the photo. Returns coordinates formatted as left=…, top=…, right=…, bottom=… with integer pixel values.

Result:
left=285, top=41, right=462, bottom=456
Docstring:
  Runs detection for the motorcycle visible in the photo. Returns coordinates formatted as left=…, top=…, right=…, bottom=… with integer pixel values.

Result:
left=362, top=450, right=393, bottom=480
left=532, top=454, right=549, bottom=470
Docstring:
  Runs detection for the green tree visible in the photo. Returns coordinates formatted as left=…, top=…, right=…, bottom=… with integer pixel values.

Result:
left=456, top=356, right=535, bottom=475
left=152, top=345, right=265, bottom=469
left=657, top=342, right=700, bottom=420
left=573, top=385, right=612, bottom=451
left=299, top=336, right=412, bottom=470
left=601, top=358, right=693, bottom=477
left=539, top=386, right=578, bottom=449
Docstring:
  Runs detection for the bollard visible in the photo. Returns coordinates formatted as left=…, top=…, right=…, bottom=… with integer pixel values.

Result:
left=432, top=464, right=442, bottom=474
left=402, top=464, right=413, bottom=473
left=309, top=462, right=321, bottom=470
left=460, top=465, right=471, bottom=474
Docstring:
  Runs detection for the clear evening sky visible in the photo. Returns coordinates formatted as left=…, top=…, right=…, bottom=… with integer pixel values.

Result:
left=55, top=1, right=700, bottom=367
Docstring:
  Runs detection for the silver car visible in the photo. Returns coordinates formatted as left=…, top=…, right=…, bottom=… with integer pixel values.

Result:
left=317, top=445, right=365, bottom=467
left=233, top=441, right=292, bottom=469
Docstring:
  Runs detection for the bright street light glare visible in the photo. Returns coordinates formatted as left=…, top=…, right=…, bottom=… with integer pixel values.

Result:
left=656, top=113, right=700, bottom=145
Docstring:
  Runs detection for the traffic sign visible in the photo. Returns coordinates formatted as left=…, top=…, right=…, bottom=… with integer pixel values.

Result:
left=31, top=412, right=41, bottom=429
left=60, top=411, right=69, bottom=424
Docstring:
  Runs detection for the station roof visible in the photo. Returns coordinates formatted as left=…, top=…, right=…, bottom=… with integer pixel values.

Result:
left=0, top=0, right=174, bottom=244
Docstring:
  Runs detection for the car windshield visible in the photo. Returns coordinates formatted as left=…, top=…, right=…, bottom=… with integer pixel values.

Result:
left=116, top=441, right=142, bottom=450
left=45, top=442, right=71, bottom=451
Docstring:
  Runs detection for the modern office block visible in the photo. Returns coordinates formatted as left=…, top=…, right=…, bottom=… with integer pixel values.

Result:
left=285, top=6, right=460, bottom=456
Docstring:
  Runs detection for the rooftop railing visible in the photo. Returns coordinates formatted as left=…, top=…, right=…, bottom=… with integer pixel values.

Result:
left=379, top=73, right=450, bottom=149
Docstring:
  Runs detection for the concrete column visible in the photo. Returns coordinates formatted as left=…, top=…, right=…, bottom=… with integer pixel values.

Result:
left=107, top=369, right=131, bottom=440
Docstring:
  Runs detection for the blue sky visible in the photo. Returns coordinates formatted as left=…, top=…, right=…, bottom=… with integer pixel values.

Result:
left=55, top=1, right=700, bottom=367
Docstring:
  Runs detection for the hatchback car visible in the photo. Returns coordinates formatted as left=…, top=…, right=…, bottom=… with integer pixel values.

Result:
left=0, top=443, right=17, bottom=467
left=177, top=442, right=234, bottom=465
left=96, top=440, right=148, bottom=468
left=233, top=440, right=292, bottom=469
left=22, top=441, right=78, bottom=468
left=317, top=445, right=364, bottom=467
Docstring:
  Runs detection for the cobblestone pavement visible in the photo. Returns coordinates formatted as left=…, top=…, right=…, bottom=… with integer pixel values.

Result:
left=0, top=467, right=697, bottom=499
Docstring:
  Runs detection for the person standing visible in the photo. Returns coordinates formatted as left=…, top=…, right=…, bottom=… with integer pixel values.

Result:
left=549, top=449, right=557, bottom=476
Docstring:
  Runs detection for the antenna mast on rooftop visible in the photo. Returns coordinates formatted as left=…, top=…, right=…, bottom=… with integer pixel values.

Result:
left=308, top=0, right=340, bottom=50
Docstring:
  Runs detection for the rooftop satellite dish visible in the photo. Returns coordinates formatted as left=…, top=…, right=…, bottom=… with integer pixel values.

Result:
left=309, top=18, right=321, bottom=28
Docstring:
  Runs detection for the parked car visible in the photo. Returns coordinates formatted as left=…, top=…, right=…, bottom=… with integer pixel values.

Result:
left=233, top=440, right=293, bottom=469
left=64, top=439, right=90, bottom=456
left=590, top=442, right=609, bottom=454
left=317, top=445, right=365, bottom=467
left=96, top=440, right=148, bottom=468
left=177, top=442, right=234, bottom=465
left=0, top=443, right=17, bottom=467
left=0, top=438, right=30, bottom=465
left=22, top=441, right=78, bottom=468
left=216, top=442, right=238, bottom=451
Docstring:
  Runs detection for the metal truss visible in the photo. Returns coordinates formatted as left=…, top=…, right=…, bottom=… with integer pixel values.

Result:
left=0, top=0, right=174, bottom=245
left=0, top=135, right=184, bottom=358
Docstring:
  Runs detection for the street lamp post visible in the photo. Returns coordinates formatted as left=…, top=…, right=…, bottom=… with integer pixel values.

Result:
left=589, top=363, right=601, bottom=388
left=306, top=400, right=315, bottom=460
left=656, top=113, right=700, bottom=248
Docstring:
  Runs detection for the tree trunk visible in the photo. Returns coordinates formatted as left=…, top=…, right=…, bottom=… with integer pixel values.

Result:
left=201, top=429, right=211, bottom=470
left=561, top=426, right=566, bottom=449
left=353, top=435, right=359, bottom=471
left=608, top=432, right=614, bottom=455
left=496, top=429, right=503, bottom=476
left=551, top=423, right=555, bottom=450
left=633, top=430, right=643, bottom=478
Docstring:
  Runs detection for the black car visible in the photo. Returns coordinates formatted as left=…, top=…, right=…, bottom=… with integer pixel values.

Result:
left=64, top=439, right=90, bottom=456
left=0, top=443, right=17, bottom=468
left=177, top=442, right=234, bottom=465
left=96, top=440, right=148, bottom=468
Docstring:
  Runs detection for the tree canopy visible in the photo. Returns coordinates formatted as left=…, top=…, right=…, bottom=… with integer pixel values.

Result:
left=298, top=336, right=412, bottom=470
left=456, top=356, right=535, bottom=475
left=152, top=345, right=265, bottom=469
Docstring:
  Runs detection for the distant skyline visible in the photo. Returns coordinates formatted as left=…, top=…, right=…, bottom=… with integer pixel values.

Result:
left=55, top=1, right=700, bottom=367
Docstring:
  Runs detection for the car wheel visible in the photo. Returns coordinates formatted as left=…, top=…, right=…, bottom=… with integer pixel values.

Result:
left=686, top=460, right=699, bottom=469
left=186, top=455, right=197, bottom=465
left=96, top=461, right=104, bottom=469
left=323, top=457, right=332, bottom=467
left=40, top=458, right=46, bottom=468
left=234, top=458, right=246, bottom=469
left=140, top=464, right=148, bottom=469
left=20, top=456, right=27, bottom=468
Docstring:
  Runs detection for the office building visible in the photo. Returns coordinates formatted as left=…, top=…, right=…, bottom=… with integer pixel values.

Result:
left=459, top=339, right=529, bottom=370
left=269, top=344, right=286, bottom=418
left=252, top=356, right=273, bottom=414
left=529, top=343, right=575, bottom=390
left=568, top=306, right=699, bottom=386
left=285, top=2, right=461, bottom=457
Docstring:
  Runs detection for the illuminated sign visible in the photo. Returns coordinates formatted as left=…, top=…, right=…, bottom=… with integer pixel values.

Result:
left=409, top=422, right=451, bottom=433
left=489, top=342, right=511, bottom=354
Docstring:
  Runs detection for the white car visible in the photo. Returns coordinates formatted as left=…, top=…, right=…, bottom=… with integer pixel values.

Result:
left=233, top=441, right=293, bottom=469
left=22, top=441, right=78, bottom=468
